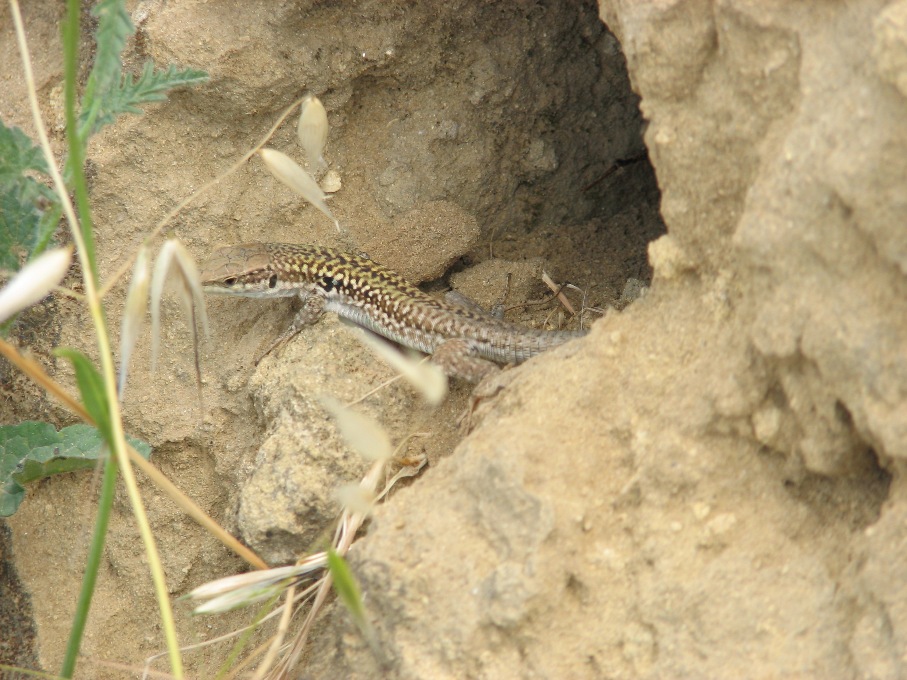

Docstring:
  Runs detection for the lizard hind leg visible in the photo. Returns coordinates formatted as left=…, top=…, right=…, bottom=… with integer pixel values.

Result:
left=431, top=338, right=501, bottom=383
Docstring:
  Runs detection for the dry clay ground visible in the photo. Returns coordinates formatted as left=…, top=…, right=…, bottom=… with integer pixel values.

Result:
left=1, top=1, right=905, bottom=678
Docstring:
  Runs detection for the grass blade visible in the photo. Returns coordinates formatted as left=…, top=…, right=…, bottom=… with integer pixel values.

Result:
left=54, top=348, right=112, bottom=445
left=60, top=451, right=118, bottom=679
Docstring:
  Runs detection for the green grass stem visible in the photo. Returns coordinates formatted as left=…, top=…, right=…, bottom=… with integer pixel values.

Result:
left=10, top=0, right=184, bottom=675
left=61, top=0, right=98, bottom=282
left=59, top=452, right=118, bottom=678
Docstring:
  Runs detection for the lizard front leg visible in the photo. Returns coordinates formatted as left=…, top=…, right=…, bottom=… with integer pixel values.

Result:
left=255, top=292, right=326, bottom=365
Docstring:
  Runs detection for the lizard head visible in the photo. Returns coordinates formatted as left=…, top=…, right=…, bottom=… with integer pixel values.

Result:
left=200, top=243, right=298, bottom=298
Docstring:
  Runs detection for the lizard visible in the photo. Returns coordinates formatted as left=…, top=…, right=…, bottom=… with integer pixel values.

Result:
left=200, top=242, right=587, bottom=382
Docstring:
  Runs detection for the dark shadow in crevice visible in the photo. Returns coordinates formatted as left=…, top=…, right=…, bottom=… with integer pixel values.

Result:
left=0, top=521, right=40, bottom=672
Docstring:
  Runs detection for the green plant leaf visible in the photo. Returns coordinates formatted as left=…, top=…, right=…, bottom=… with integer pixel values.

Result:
left=34, top=201, right=63, bottom=257
left=81, top=62, right=209, bottom=139
left=0, top=120, right=50, bottom=178
left=54, top=348, right=111, bottom=444
left=0, top=421, right=151, bottom=516
left=0, top=183, right=51, bottom=271
left=0, top=120, right=61, bottom=271
left=78, top=0, right=208, bottom=139
left=89, top=0, right=133, bottom=91
left=78, top=0, right=134, bottom=138
left=327, top=548, right=366, bottom=624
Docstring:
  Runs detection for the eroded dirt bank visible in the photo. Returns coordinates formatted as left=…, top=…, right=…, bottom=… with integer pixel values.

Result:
left=1, top=1, right=904, bottom=678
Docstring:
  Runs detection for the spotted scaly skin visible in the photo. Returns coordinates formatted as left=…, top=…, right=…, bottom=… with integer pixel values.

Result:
left=200, top=242, right=587, bottom=380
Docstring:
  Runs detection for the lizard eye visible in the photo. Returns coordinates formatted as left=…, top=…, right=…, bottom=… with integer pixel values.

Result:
left=223, top=276, right=237, bottom=286
left=268, top=274, right=278, bottom=289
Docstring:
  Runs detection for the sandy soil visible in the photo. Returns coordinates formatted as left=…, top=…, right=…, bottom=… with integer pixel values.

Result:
left=1, top=0, right=904, bottom=678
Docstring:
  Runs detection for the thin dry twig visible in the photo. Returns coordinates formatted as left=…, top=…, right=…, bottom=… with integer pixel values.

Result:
left=221, top=638, right=272, bottom=680
left=145, top=581, right=321, bottom=680
left=11, top=6, right=188, bottom=673
left=541, top=271, right=577, bottom=315
left=581, top=151, right=647, bottom=193
left=89, top=658, right=180, bottom=679
left=345, top=354, right=437, bottom=407
left=252, top=583, right=297, bottom=680
left=9, top=0, right=80, bottom=246
left=565, top=282, right=590, bottom=330
left=0, top=337, right=267, bottom=571
left=270, top=458, right=389, bottom=677
left=99, top=95, right=312, bottom=299
left=0, top=338, right=89, bottom=419
left=345, top=372, right=404, bottom=407
left=187, top=427, right=428, bottom=677
left=129, top=452, right=267, bottom=570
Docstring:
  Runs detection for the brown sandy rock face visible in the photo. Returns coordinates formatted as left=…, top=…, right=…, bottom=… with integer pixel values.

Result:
left=2, top=0, right=653, bottom=676
left=3, top=0, right=902, bottom=678
left=305, top=2, right=904, bottom=679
